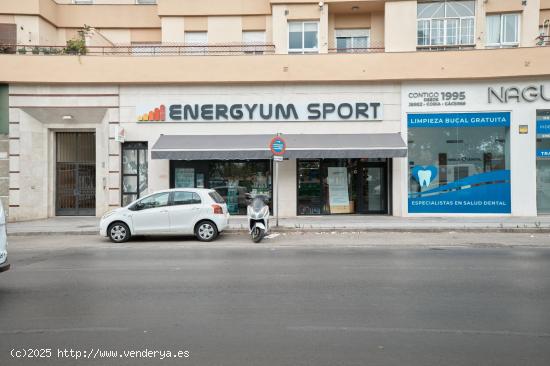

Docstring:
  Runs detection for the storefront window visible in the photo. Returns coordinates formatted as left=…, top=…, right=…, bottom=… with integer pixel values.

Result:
left=170, top=160, right=272, bottom=215
left=536, top=111, right=550, bottom=214
left=121, top=142, right=148, bottom=206
left=297, top=159, right=388, bottom=215
left=408, top=112, right=511, bottom=213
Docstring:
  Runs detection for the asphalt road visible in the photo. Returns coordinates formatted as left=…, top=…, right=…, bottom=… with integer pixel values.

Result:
left=1, top=232, right=550, bottom=366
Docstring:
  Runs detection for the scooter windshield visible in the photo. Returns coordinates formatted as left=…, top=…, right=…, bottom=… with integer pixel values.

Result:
left=251, top=197, right=266, bottom=211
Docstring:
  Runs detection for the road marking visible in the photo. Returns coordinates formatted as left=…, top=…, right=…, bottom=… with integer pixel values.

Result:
left=0, top=327, right=129, bottom=335
left=287, top=326, right=550, bottom=338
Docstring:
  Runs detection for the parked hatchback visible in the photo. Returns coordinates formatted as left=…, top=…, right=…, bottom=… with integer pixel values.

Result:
left=100, top=189, right=229, bottom=243
left=0, top=204, right=10, bottom=273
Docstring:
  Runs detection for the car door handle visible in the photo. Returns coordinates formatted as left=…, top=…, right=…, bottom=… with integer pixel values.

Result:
left=192, top=207, right=200, bottom=211
left=160, top=209, right=169, bottom=213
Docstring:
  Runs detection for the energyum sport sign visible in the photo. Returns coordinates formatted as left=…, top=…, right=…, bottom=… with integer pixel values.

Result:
left=137, top=102, right=383, bottom=122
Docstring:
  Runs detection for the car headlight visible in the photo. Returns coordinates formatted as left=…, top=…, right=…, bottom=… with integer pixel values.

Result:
left=0, top=250, right=6, bottom=264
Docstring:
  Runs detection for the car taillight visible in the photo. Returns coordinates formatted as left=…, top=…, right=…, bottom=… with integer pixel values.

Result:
left=212, top=204, right=223, bottom=214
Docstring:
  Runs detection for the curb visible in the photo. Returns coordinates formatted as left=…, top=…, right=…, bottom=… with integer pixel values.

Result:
left=8, top=227, right=550, bottom=236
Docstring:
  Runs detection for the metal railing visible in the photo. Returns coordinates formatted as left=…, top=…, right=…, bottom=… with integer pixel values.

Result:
left=416, top=43, right=476, bottom=51
left=0, top=43, right=276, bottom=56
left=537, top=35, right=550, bottom=46
left=328, top=46, right=385, bottom=53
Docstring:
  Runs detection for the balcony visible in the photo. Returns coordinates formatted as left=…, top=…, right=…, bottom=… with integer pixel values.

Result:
left=1, top=42, right=389, bottom=56
left=1, top=46, right=550, bottom=85
left=1, top=43, right=276, bottom=56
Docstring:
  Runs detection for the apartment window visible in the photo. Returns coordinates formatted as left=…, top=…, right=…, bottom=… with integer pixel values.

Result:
left=121, top=142, right=148, bottom=207
left=0, top=23, right=16, bottom=54
left=486, top=14, right=520, bottom=47
left=417, top=1, right=475, bottom=47
left=242, top=31, right=266, bottom=54
left=131, top=42, right=162, bottom=56
left=335, top=29, right=370, bottom=52
left=288, top=21, right=319, bottom=53
left=184, top=31, right=207, bottom=44
left=184, top=32, right=207, bottom=54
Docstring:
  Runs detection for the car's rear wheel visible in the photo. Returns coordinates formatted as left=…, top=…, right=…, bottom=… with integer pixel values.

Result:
left=195, top=220, right=218, bottom=242
left=108, top=222, right=131, bottom=243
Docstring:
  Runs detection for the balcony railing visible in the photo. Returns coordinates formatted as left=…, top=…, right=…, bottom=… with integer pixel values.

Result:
left=416, top=44, right=476, bottom=51
left=0, top=43, right=276, bottom=56
left=537, top=35, right=550, bottom=46
left=328, top=46, right=385, bottom=53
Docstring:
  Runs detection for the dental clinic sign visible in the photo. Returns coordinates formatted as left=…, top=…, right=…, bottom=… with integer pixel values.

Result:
left=137, top=101, right=383, bottom=122
left=408, top=112, right=510, bottom=128
left=407, top=112, right=511, bottom=214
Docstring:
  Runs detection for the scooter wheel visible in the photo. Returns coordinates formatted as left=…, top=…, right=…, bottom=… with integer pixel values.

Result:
left=252, top=227, right=264, bottom=243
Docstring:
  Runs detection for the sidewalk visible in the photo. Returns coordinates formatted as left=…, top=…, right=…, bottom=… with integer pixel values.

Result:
left=6, top=215, right=550, bottom=236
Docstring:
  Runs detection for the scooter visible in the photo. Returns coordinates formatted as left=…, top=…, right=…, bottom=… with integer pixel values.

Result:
left=247, top=195, right=270, bottom=243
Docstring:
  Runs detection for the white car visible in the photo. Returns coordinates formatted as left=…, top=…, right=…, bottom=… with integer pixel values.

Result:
left=0, top=203, right=10, bottom=273
left=100, top=189, right=230, bottom=243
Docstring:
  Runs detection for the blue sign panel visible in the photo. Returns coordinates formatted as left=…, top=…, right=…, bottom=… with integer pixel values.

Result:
left=269, top=136, right=286, bottom=156
left=537, top=150, right=550, bottom=158
left=408, top=170, right=512, bottom=214
left=536, top=120, right=550, bottom=135
left=408, top=112, right=511, bottom=128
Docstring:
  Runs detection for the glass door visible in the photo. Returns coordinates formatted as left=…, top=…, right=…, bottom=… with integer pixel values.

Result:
left=56, top=132, right=96, bottom=216
left=357, top=162, right=387, bottom=214
left=537, top=159, right=550, bottom=214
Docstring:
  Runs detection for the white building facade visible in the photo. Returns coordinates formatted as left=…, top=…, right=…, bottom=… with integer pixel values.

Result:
left=7, top=79, right=550, bottom=221
left=402, top=79, right=550, bottom=217
left=9, top=83, right=409, bottom=220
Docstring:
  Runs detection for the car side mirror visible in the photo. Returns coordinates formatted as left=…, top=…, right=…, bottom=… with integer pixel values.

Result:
left=135, top=202, right=145, bottom=211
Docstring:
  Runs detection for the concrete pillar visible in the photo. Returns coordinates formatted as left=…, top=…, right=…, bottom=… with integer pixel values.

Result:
left=521, top=0, right=541, bottom=47
left=161, top=17, right=185, bottom=43
left=271, top=5, right=287, bottom=54
left=319, top=3, right=329, bottom=53
left=275, top=158, right=297, bottom=218
left=511, top=108, right=537, bottom=216
left=475, top=0, right=486, bottom=49
left=370, top=11, right=385, bottom=49
left=208, top=16, right=242, bottom=44
left=393, top=156, right=408, bottom=217
left=384, top=0, right=417, bottom=52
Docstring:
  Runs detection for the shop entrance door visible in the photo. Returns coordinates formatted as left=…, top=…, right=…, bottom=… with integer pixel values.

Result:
left=356, top=162, right=388, bottom=214
left=56, top=132, right=96, bottom=216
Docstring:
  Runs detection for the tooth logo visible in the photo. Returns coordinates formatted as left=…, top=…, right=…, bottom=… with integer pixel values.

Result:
left=418, top=170, right=432, bottom=187
left=412, top=166, right=438, bottom=188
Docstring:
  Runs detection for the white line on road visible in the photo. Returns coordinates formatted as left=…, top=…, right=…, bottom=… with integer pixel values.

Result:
left=287, top=326, right=550, bottom=338
left=0, top=327, right=129, bottom=335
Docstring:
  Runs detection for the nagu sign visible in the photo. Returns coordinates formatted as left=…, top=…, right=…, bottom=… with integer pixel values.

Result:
left=488, top=85, right=550, bottom=103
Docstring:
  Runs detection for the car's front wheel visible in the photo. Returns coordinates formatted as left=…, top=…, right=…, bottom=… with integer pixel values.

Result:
left=195, top=220, right=219, bottom=242
left=108, top=222, right=131, bottom=243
